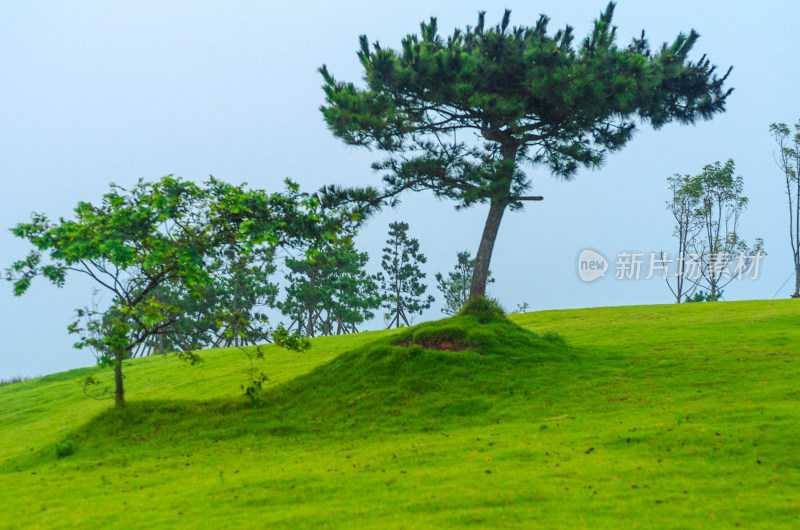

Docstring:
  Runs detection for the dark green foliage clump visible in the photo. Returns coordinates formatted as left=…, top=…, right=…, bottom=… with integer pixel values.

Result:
left=685, top=290, right=722, bottom=303
left=456, top=297, right=506, bottom=322
left=54, top=440, right=75, bottom=458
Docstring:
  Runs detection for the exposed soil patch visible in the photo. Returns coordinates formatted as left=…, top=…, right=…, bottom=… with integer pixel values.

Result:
left=396, top=340, right=468, bottom=352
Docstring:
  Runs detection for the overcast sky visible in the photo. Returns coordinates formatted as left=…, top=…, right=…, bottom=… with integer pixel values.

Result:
left=2, top=1, right=799, bottom=380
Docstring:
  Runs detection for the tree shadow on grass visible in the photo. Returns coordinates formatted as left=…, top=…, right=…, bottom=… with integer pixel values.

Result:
left=15, top=305, right=583, bottom=468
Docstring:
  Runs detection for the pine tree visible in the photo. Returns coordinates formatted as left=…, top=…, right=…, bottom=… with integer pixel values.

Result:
left=320, top=3, right=732, bottom=301
left=279, top=240, right=381, bottom=336
left=377, top=222, right=434, bottom=328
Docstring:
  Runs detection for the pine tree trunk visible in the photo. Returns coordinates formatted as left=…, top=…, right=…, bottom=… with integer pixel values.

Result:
left=469, top=198, right=507, bottom=301
left=307, top=309, right=315, bottom=338
left=396, top=299, right=402, bottom=328
left=469, top=142, right=516, bottom=302
left=114, top=353, right=125, bottom=408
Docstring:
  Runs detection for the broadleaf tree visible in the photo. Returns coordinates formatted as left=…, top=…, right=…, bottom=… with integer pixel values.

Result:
left=681, top=160, right=764, bottom=301
left=377, top=221, right=434, bottom=328
left=770, top=121, right=800, bottom=298
left=7, top=177, right=345, bottom=407
left=320, top=2, right=733, bottom=301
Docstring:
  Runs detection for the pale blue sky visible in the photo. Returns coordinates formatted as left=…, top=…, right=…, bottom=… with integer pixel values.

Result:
left=2, top=1, right=799, bottom=379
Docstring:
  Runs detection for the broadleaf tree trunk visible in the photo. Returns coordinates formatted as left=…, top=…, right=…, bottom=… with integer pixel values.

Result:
left=114, top=353, right=125, bottom=408
left=794, top=176, right=800, bottom=298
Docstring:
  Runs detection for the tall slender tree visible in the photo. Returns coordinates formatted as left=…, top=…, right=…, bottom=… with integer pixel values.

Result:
left=663, top=173, right=701, bottom=303
left=377, top=222, right=434, bottom=327
left=770, top=121, right=800, bottom=298
left=320, top=3, right=733, bottom=301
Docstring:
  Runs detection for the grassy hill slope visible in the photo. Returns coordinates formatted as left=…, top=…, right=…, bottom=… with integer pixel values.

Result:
left=1, top=300, right=799, bottom=528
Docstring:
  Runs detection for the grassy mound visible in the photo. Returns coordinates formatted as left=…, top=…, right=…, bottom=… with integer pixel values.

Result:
left=260, top=298, right=571, bottom=432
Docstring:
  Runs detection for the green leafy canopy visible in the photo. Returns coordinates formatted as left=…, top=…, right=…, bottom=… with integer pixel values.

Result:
left=7, top=176, right=348, bottom=405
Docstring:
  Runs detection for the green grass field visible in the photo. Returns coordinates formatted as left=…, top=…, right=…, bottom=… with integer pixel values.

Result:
left=1, top=299, right=799, bottom=528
